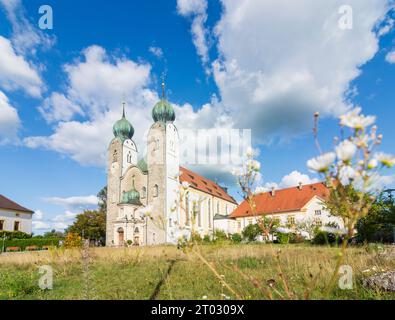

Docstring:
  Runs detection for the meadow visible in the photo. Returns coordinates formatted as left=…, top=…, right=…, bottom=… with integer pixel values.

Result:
left=0, top=244, right=394, bottom=300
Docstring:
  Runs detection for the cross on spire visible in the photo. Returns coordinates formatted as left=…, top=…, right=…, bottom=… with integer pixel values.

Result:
left=122, top=95, right=126, bottom=117
left=161, top=72, right=166, bottom=99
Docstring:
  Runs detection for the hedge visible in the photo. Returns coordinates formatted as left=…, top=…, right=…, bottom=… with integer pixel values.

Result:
left=1, top=238, right=62, bottom=252
left=0, top=231, right=32, bottom=240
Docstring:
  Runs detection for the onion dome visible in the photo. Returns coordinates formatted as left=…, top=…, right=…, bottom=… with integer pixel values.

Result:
left=137, top=158, right=148, bottom=173
left=152, top=82, right=175, bottom=123
left=121, top=181, right=141, bottom=205
left=113, top=103, right=134, bottom=141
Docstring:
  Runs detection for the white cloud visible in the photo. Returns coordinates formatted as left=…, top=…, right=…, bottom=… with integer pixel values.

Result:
left=385, top=50, right=395, bottom=63
left=177, top=0, right=210, bottom=74
left=280, top=171, right=319, bottom=188
left=0, top=90, right=20, bottom=144
left=0, top=36, right=43, bottom=97
left=42, top=195, right=98, bottom=209
left=212, top=0, right=391, bottom=142
left=25, top=45, right=219, bottom=166
left=149, top=46, right=163, bottom=58
left=177, top=0, right=207, bottom=15
left=38, top=93, right=84, bottom=123
left=33, top=209, right=44, bottom=220
left=0, top=0, right=55, bottom=55
left=32, top=220, right=51, bottom=230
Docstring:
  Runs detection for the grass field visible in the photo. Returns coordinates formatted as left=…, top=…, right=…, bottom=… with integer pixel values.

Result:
left=0, top=244, right=394, bottom=300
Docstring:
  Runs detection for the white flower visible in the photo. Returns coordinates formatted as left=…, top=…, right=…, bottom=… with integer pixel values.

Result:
left=339, top=165, right=357, bottom=186
left=374, top=152, right=395, bottom=168
left=307, top=152, right=336, bottom=173
left=202, top=295, right=208, bottom=300
left=181, top=181, right=190, bottom=189
left=247, top=159, right=261, bottom=172
left=340, top=107, right=376, bottom=130
left=246, top=147, right=254, bottom=158
left=336, top=140, right=357, bottom=162
left=367, top=158, right=378, bottom=169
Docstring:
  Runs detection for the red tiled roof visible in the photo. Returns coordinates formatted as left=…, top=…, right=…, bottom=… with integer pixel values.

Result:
left=179, top=166, right=237, bottom=204
left=230, top=182, right=329, bottom=218
left=0, top=194, right=34, bottom=214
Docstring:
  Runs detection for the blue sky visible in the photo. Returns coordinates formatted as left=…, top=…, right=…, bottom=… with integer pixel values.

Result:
left=0, top=0, right=394, bottom=234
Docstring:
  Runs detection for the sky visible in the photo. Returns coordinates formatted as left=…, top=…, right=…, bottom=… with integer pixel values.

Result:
left=0, top=0, right=394, bottom=234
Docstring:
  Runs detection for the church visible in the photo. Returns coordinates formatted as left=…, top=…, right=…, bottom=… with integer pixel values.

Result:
left=106, top=85, right=238, bottom=247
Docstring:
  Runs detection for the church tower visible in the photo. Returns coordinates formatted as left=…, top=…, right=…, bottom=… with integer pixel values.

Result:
left=146, top=82, right=180, bottom=244
left=106, top=103, right=138, bottom=246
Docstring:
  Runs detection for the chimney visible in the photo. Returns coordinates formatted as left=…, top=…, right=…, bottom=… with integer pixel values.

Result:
left=298, top=182, right=303, bottom=190
left=271, top=187, right=276, bottom=197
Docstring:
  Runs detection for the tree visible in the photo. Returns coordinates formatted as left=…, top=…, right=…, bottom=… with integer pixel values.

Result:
left=43, top=229, right=65, bottom=238
left=66, top=210, right=106, bottom=245
left=97, top=186, right=107, bottom=213
left=242, top=223, right=262, bottom=242
left=356, top=193, right=395, bottom=243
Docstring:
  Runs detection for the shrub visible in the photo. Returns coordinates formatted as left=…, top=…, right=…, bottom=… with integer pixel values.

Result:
left=275, top=232, right=290, bottom=244
left=0, top=231, right=31, bottom=240
left=231, top=233, right=242, bottom=243
left=213, top=229, right=228, bottom=241
left=191, top=232, right=203, bottom=243
left=289, top=233, right=305, bottom=244
left=312, top=231, right=341, bottom=245
left=2, top=238, right=61, bottom=252
left=203, top=235, right=211, bottom=244
left=242, top=224, right=262, bottom=242
left=63, top=233, right=82, bottom=248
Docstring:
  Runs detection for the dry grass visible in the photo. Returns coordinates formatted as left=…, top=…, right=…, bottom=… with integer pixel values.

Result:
left=0, top=244, right=394, bottom=300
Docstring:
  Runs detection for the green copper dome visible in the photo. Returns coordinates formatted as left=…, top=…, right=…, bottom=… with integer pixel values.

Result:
left=113, top=106, right=134, bottom=141
left=137, top=158, right=148, bottom=173
left=152, top=98, right=175, bottom=123
left=121, top=182, right=141, bottom=205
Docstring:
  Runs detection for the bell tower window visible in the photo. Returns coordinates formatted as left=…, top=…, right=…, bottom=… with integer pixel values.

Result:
left=153, top=185, right=159, bottom=197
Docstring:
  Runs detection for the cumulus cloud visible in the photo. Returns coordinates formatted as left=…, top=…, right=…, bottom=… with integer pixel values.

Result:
left=25, top=45, right=221, bottom=167
left=212, top=0, right=391, bottom=143
left=177, top=0, right=210, bottom=74
left=385, top=50, right=395, bottom=63
left=256, top=170, right=318, bottom=193
left=42, top=195, right=98, bottom=210
left=0, top=90, right=20, bottom=144
left=32, top=208, right=77, bottom=232
left=280, top=171, right=319, bottom=188
left=0, top=36, right=43, bottom=97
left=0, top=0, right=55, bottom=55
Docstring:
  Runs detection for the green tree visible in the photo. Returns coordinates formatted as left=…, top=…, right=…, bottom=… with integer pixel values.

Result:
left=43, top=229, right=65, bottom=238
left=242, top=223, right=262, bottom=242
left=97, top=186, right=107, bottom=213
left=66, top=210, right=106, bottom=245
left=356, top=192, right=395, bottom=243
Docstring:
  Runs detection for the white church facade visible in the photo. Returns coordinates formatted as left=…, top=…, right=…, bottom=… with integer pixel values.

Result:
left=106, top=86, right=237, bottom=247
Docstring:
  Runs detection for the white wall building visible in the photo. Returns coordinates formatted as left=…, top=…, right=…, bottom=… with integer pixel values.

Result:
left=226, top=182, right=344, bottom=237
left=0, top=194, right=34, bottom=234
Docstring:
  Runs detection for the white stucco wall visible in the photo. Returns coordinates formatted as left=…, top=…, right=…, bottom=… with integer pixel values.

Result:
left=233, top=196, right=344, bottom=235
left=0, top=209, right=33, bottom=234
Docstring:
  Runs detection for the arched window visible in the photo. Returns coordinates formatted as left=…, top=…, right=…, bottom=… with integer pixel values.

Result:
left=142, top=187, right=147, bottom=199
left=154, top=184, right=159, bottom=197
left=217, top=201, right=220, bottom=214
left=127, top=151, right=132, bottom=163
